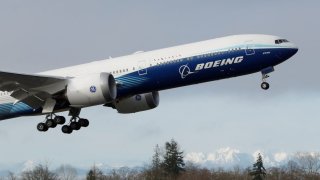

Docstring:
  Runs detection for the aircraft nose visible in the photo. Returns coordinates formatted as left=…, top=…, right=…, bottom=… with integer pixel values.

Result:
left=290, top=44, right=299, bottom=56
left=286, top=47, right=298, bottom=59
left=278, top=44, right=298, bottom=61
left=290, top=41, right=298, bottom=49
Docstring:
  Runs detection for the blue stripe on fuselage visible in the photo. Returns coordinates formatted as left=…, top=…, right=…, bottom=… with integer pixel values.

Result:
left=116, top=47, right=295, bottom=97
left=0, top=102, right=38, bottom=120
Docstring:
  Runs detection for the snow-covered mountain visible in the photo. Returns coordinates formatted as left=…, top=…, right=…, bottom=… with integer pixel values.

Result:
left=185, top=147, right=290, bottom=169
left=0, top=148, right=300, bottom=177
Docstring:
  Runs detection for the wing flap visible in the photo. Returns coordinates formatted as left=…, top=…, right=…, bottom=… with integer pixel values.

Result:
left=11, top=88, right=30, bottom=101
left=20, top=95, right=45, bottom=109
left=0, top=71, right=68, bottom=110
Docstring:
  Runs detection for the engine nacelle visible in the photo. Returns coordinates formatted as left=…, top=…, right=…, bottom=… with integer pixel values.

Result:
left=114, top=91, right=160, bottom=114
left=66, top=73, right=117, bottom=107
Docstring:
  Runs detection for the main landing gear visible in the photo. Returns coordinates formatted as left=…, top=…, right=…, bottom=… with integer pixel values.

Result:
left=37, top=114, right=66, bottom=132
left=37, top=108, right=89, bottom=134
left=61, top=117, right=89, bottom=134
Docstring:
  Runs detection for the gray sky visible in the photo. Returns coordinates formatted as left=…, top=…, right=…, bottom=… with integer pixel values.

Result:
left=0, top=0, right=319, bottom=169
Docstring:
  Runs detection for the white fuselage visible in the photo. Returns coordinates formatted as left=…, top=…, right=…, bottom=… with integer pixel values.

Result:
left=39, top=34, right=295, bottom=78
left=0, top=34, right=298, bottom=120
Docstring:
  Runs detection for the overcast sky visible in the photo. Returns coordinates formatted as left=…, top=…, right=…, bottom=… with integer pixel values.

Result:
left=0, top=0, right=319, bottom=169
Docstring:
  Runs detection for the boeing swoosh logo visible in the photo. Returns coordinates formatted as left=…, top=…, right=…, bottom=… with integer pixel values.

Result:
left=179, top=64, right=196, bottom=79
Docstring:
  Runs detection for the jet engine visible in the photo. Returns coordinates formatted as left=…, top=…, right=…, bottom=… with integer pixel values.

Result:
left=66, top=73, right=117, bottom=107
left=113, top=91, right=160, bottom=113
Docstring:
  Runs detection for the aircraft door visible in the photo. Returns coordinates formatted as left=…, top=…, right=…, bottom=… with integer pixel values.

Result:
left=138, top=60, right=147, bottom=76
left=245, top=41, right=255, bottom=55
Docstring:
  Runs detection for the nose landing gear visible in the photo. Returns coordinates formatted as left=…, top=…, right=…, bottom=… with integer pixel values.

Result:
left=261, top=74, right=270, bottom=90
left=260, top=66, right=274, bottom=90
left=261, top=82, right=270, bottom=90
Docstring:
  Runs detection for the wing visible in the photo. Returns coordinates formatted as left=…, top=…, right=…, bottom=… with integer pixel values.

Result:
left=0, top=71, right=68, bottom=112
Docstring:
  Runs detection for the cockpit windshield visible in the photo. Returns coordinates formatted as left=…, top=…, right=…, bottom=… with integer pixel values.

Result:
left=275, top=39, right=289, bottom=44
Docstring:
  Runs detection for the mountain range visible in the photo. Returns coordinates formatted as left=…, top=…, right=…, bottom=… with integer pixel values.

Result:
left=0, top=147, right=296, bottom=177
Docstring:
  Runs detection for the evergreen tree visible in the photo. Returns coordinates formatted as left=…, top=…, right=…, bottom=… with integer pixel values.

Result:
left=162, top=139, right=185, bottom=178
left=149, top=144, right=163, bottom=179
left=152, top=144, right=162, bottom=170
left=250, top=153, right=266, bottom=180
left=86, top=165, right=104, bottom=180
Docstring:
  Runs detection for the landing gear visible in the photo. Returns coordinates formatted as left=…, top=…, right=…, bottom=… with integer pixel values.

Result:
left=61, top=108, right=90, bottom=134
left=37, top=108, right=89, bottom=134
left=61, top=117, right=89, bottom=134
left=79, top=118, right=89, bottom=127
left=261, top=74, right=270, bottom=90
left=261, top=82, right=270, bottom=90
left=62, top=125, right=72, bottom=134
left=54, top=116, right=66, bottom=125
left=37, top=114, right=65, bottom=132
left=46, top=119, right=57, bottom=128
left=260, top=67, right=274, bottom=90
left=70, top=121, right=81, bottom=131
left=37, top=123, right=48, bottom=132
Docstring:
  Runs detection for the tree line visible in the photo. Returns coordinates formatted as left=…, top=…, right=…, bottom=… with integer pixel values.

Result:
left=1, top=139, right=320, bottom=180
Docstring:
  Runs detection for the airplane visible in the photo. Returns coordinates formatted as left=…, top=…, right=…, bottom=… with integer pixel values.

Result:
left=0, top=34, right=298, bottom=134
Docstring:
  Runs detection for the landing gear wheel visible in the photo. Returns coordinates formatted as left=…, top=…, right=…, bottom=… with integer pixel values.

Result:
left=261, top=82, right=270, bottom=90
left=62, top=125, right=72, bottom=134
left=79, top=119, right=89, bottom=127
left=54, top=116, right=66, bottom=125
left=37, top=123, right=48, bottom=132
left=70, top=122, right=81, bottom=130
left=46, top=119, right=57, bottom=128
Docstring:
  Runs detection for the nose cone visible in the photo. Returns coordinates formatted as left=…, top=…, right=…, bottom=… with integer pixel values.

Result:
left=293, top=46, right=299, bottom=54
left=290, top=44, right=299, bottom=57
left=290, top=47, right=298, bottom=57
left=275, top=42, right=298, bottom=62
left=290, top=43, right=299, bottom=55
left=286, top=48, right=298, bottom=59
left=284, top=43, right=299, bottom=59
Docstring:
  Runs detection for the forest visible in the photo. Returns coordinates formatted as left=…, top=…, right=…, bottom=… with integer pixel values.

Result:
left=1, top=139, right=320, bottom=180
